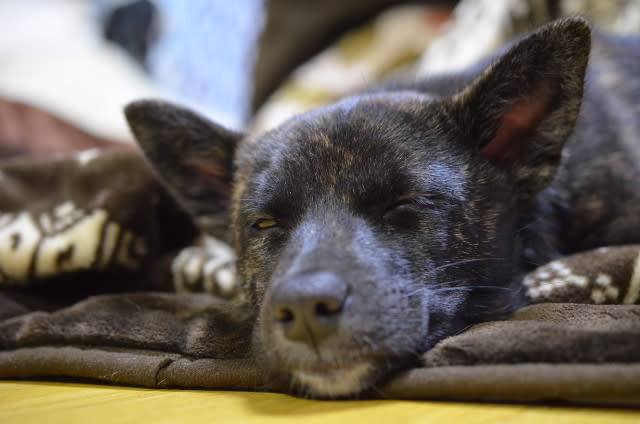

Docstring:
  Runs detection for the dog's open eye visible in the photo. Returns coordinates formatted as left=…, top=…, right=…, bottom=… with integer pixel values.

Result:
left=251, top=218, right=279, bottom=230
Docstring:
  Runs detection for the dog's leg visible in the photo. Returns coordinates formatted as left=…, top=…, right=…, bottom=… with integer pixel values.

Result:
left=524, top=246, right=640, bottom=305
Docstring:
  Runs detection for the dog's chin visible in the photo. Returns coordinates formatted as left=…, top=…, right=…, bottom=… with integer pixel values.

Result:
left=291, top=361, right=376, bottom=399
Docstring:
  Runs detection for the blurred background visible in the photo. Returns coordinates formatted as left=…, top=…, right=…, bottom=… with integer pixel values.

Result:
left=0, top=0, right=639, bottom=157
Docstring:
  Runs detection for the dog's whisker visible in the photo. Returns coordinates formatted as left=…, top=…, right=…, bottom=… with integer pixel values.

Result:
left=406, top=284, right=512, bottom=297
left=432, top=257, right=506, bottom=272
left=430, top=286, right=512, bottom=294
left=404, top=279, right=466, bottom=297
left=427, top=279, right=466, bottom=289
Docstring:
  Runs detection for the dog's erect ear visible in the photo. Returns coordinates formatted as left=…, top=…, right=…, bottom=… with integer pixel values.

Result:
left=448, top=18, right=591, bottom=201
left=125, top=100, right=242, bottom=234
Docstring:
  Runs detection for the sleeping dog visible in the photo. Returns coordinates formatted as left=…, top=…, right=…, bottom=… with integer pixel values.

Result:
left=125, top=18, right=640, bottom=398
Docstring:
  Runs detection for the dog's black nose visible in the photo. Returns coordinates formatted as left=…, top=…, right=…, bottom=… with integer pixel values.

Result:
left=271, top=272, right=348, bottom=345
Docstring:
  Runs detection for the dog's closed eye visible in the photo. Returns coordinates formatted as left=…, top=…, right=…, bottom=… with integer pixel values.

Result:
left=382, top=195, right=444, bottom=229
left=383, top=197, right=423, bottom=228
left=385, top=195, right=440, bottom=213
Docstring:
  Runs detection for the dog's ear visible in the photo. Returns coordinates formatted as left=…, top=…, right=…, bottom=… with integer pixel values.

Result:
left=125, top=100, right=242, bottom=234
left=448, top=18, right=591, bottom=201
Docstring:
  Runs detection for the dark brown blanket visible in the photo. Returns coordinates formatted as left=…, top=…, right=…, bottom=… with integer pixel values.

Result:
left=0, top=101, right=639, bottom=406
left=1, top=293, right=639, bottom=405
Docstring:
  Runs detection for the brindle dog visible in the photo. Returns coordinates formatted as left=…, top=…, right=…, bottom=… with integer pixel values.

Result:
left=125, top=18, right=640, bottom=397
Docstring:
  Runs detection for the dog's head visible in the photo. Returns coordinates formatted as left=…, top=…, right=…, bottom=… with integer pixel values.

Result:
left=126, top=18, right=590, bottom=397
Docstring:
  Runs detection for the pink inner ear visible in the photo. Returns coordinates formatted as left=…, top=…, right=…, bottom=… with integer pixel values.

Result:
left=187, top=158, right=230, bottom=196
left=481, top=82, right=555, bottom=167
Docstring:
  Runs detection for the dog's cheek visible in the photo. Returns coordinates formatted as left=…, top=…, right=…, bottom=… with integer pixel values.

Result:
left=237, top=231, right=285, bottom=304
left=251, top=305, right=293, bottom=388
left=348, top=249, right=430, bottom=355
left=255, top=289, right=278, bottom=360
left=236, top=254, right=263, bottom=305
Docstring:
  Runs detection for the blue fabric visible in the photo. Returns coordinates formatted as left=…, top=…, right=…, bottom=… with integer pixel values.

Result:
left=147, top=0, right=263, bottom=129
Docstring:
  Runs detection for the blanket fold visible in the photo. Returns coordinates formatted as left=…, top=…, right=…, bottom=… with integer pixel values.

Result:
left=0, top=293, right=256, bottom=358
left=424, top=304, right=640, bottom=366
left=381, top=364, right=640, bottom=405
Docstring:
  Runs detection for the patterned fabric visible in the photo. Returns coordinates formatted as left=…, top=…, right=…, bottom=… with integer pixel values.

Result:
left=251, top=4, right=452, bottom=133
left=417, top=0, right=640, bottom=78
left=524, top=246, right=640, bottom=304
left=0, top=199, right=145, bottom=285
left=171, top=237, right=237, bottom=298
left=0, top=149, right=197, bottom=292
left=253, top=0, right=640, bottom=134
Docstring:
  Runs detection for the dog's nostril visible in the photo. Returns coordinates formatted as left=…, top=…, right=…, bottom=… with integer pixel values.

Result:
left=274, top=306, right=295, bottom=323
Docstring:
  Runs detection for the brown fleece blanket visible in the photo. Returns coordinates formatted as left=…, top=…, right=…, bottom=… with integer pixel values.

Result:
left=0, top=102, right=639, bottom=406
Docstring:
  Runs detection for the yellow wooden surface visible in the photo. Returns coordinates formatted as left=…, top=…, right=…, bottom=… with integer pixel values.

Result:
left=0, top=381, right=638, bottom=424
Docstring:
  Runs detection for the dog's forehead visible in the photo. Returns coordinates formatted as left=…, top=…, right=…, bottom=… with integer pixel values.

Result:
left=247, top=93, right=442, bottom=165
left=237, top=93, right=469, bottom=209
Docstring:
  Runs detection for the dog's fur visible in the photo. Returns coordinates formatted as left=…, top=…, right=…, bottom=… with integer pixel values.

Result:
left=125, top=18, right=640, bottom=398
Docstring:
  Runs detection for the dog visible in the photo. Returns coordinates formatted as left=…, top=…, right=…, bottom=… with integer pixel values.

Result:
left=125, top=18, right=640, bottom=398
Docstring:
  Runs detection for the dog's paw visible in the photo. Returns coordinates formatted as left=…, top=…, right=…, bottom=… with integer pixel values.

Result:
left=171, top=237, right=237, bottom=299
left=523, top=245, right=640, bottom=304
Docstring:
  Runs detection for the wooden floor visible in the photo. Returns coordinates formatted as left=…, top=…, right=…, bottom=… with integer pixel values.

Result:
left=0, top=381, right=638, bottom=424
